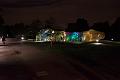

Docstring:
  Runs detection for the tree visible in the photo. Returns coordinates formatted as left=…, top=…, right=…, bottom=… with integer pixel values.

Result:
left=0, top=15, right=5, bottom=25
left=31, top=19, right=43, bottom=29
left=66, top=18, right=89, bottom=32
left=110, top=17, right=120, bottom=40
left=111, top=17, right=120, bottom=32
left=30, top=19, right=43, bottom=32
left=91, top=21, right=110, bottom=39
left=45, top=17, right=56, bottom=29
left=25, top=19, right=43, bottom=39
left=66, top=23, right=77, bottom=32
left=76, top=18, right=89, bottom=31
left=14, top=23, right=25, bottom=35
left=91, top=21, right=109, bottom=32
left=0, top=15, right=5, bottom=36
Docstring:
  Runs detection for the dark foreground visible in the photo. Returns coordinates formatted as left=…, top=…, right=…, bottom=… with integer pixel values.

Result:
left=0, top=41, right=120, bottom=80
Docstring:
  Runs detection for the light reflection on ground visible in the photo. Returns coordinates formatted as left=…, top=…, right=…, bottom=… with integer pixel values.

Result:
left=91, top=42, right=103, bottom=45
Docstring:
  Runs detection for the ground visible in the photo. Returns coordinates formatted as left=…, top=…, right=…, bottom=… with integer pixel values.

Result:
left=0, top=40, right=119, bottom=80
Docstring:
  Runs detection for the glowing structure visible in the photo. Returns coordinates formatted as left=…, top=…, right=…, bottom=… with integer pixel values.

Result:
left=36, top=29, right=53, bottom=42
left=83, top=29, right=105, bottom=42
left=36, top=29, right=105, bottom=43
left=52, top=31, right=66, bottom=42
left=36, top=28, right=67, bottom=42
left=21, top=36, right=24, bottom=40
left=36, top=32, right=41, bottom=41
left=66, top=32, right=83, bottom=43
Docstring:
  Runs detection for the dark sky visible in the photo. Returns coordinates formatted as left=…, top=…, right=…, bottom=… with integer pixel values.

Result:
left=0, top=0, right=120, bottom=27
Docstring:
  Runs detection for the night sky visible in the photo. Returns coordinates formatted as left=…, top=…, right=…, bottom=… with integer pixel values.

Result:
left=0, top=0, right=120, bottom=28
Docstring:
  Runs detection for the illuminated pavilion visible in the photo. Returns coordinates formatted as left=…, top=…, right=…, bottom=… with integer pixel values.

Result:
left=65, top=32, right=83, bottom=43
left=83, top=29, right=105, bottom=42
left=36, top=29, right=105, bottom=43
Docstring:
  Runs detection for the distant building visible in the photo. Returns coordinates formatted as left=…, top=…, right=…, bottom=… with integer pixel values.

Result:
left=36, top=29, right=105, bottom=43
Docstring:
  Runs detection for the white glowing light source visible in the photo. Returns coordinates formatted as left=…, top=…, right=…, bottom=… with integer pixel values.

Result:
left=52, top=31, right=55, bottom=33
left=21, top=37, right=24, bottom=40
left=92, top=43, right=103, bottom=45
left=83, top=37, right=86, bottom=41
left=35, top=41, right=45, bottom=42
left=96, top=39, right=99, bottom=42
left=111, top=38, right=114, bottom=41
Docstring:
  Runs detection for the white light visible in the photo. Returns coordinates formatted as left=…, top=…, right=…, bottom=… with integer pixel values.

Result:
left=96, top=39, right=99, bottom=42
left=44, top=39, right=47, bottom=41
left=83, top=37, right=86, bottom=41
left=21, top=37, right=24, bottom=40
left=35, top=41, right=45, bottom=42
left=52, top=31, right=55, bottom=33
left=44, top=30, right=49, bottom=33
left=111, top=38, right=114, bottom=41
left=92, top=43, right=103, bottom=45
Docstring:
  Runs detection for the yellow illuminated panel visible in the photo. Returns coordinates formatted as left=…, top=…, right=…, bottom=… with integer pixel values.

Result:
left=83, top=29, right=105, bottom=42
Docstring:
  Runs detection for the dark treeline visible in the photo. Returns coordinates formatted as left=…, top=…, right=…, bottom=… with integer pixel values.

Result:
left=0, top=15, right=120, bottom=40
left=0, top=16, right=56, bottom=39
